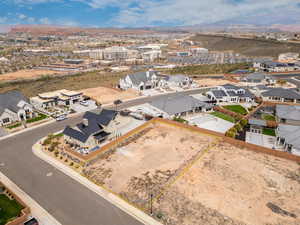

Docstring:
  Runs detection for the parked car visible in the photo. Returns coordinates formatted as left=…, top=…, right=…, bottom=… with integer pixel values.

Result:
left=24, top=218, right=39, bottom=225
left=56, top=114, right=67, bottom=121
left=80, top=101, right=89, bottom=106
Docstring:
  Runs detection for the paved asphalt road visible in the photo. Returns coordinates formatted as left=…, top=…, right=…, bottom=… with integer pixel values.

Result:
left=0, top=88, right=209, bottom=225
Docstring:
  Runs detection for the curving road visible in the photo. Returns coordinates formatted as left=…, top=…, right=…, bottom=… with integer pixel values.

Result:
left=0, top=88, right=209, bottom=225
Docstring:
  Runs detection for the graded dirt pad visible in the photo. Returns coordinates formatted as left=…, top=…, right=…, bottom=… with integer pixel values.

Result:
left=81, top=86, right=139, bottom=104
left=194, top=78, right=235, bottom=87
left=85, top=123, right=217, bottom=209
left=0, top=69, right=63, bottom=82
left=156, top=142, right=300, bottom=225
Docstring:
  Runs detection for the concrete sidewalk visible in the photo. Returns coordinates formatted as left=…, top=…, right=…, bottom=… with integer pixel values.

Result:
left=33, top=140, right=163, bottom=225
left=0, top=172, right=61, bottom=225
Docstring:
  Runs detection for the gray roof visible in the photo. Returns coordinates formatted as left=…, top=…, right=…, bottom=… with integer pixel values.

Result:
left=150, top=94, right=210, bottom=115
left=245, top=73, right=267, bottom=81
left=221, top=84, right=241, bottom=90
left=276, top=104, right=300, bottom=121
left=277, top=124, right=300, bottom=149
left=261, top=88, right=300, bottom=99
left=128, top=71, right=157, bottom=86
left=0, top=90, right=29, bottom=115
left=167, top=74, right=188, bottom=83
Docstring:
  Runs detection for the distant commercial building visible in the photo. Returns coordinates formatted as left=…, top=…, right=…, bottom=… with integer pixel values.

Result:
left=142, top=50, right=162, bottom=62
left=89, top=46, right=139, bottom=60
left=278, top=53, right=299, bottom=62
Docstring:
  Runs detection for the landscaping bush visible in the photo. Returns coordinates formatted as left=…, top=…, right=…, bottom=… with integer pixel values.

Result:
left=6, top=123, right=22, bottom=129
left=225, top=131, right=236, bottom=138
left=173, top=117, right=187, bottom=124
left=240, top=119, right=248, bottom=127
left=234, top=123, right=243, bottom=132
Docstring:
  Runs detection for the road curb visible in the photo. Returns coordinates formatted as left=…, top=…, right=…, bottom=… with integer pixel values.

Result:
left=33, top=140, right=163, bottom=225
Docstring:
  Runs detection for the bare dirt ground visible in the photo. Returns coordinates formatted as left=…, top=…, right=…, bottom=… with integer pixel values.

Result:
left=0, top=69, right=63, bottom=82
left=156, top=142, right=300, bottom=225
left=85, top=123, right=217, bottom=209
left=81, top=86, right=139, bottom=104
left=195, top=78, right=236, bottom=87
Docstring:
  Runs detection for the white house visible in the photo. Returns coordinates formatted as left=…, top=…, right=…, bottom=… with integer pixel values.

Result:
left=260, top=88, right=300, bottom=104
left=119, top=70, right=160, bottom=91
left=242, top=73, right=276, bottom=85
left=30, top=89, right=83, bottom=109
left=206, top=84, right=255, bottom=103
left=0, top=91, right=34, bottom=126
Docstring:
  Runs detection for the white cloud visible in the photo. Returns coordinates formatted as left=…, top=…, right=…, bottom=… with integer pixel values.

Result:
left=39, top=17, right=51, bottom=24
left=0, top=17, right=8, bottom=24
left=17, top=13, right=27, bottom=19
left=75, top=0, right=300, bottom=26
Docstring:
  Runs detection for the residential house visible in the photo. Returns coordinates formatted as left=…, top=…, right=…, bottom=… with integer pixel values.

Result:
left=261, top=88, right=300, bottom=103
left=0, top=91, right=34, bottom=126
left=242, top=73, right=276, bottom=85
left=63, top=109, right=117, bottom=148
left=276, top=124, right=300, bottom=156
left=119, top=70, right=160, bottom=91
left=276, top=104, right=300, bottom=125
left=206, top=84, right=255, bottom=103
left=149, top=94, right=213, bottom=119
left=30, top=89, right=83, bottom=109
left=162, top=74, right=193, bottom=88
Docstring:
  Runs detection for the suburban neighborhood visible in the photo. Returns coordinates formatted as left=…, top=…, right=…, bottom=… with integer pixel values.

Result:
left=1, top=5, right=300, bottom=225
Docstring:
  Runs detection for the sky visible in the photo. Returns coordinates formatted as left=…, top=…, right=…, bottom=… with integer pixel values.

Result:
left=0, top=0, right=300, bottom=27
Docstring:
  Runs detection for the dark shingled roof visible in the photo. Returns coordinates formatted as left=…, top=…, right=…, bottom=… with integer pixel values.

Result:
left=211, top=90, right=227, bottom=98
left=63, top=109, right=117, bottom=143
left=0, top=90, right=29, bottom=115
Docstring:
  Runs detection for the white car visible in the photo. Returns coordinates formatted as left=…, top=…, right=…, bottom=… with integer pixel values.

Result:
left=56, top=115, right=67, bottom=121
left=80, top=101, right=89, bottom=106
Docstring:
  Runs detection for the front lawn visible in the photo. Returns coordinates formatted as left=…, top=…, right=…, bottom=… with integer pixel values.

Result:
left=6, top=123, right=22, bottom=129
left=0, top=194, right=24, bottom=225
left=262, top=113, right=276, bottom=121
left=263, top=128, right=276, bottom=136
left=223, top=105, right=248, bottom=115
left=210, top=112, right=236, bottom=123
left=26, top=113, right=48, bottom=124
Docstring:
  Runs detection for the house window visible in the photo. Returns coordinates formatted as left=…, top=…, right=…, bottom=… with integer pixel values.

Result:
left=2, top=118, right=10, bottom=124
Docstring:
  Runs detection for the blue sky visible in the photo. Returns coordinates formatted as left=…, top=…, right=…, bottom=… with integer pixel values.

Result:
left=0, top=0, right=300, bottom=27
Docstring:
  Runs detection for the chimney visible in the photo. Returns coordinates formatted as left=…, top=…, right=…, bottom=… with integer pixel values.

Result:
left=82, top=118, right=89, bottom=127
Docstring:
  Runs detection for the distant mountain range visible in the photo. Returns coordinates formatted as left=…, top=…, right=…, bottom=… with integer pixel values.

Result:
left=1, top=23, right=300, bottom=35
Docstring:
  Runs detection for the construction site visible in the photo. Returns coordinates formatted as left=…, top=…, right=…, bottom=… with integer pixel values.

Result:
left=84, top=119, right=300, bottom=225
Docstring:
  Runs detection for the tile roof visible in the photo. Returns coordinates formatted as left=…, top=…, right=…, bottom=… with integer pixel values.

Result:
left=276, top=104, right=300, bottom=121
left=261, top=88, right=300, bottom=99
left=277, top=124, right=300, bottom=149
left=150, top=94, right=209, bottom=115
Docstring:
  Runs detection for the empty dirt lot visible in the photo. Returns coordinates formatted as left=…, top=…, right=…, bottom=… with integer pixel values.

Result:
left=0, top=69, right=63, bottom=82
left=85, top=122, right=218, bottom=209
left=194, top=78, right=236, bottom=87
left=156, top=142, right=300, bottom=225
left=81, top=86, right=139, bottom=105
